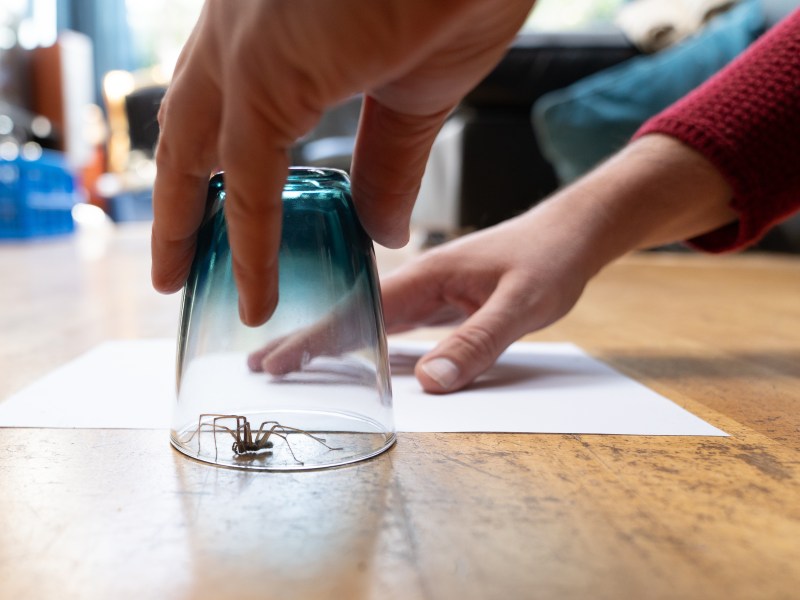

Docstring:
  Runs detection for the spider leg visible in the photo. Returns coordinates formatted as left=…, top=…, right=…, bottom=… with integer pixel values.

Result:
left=241, top=418, right=255, bottom=451
left=262, top=429, right=304, bottom=464
left=219, top=415, right=248, bottom=457
left=188, top=414, right=245, bottom=459
left=252, top=421, right=282, bottom=448
left=271, top=424, right=344, bottom=451
left=259, top=423, right=345, bottom=464
left=182, top=413, right=233, bottom=445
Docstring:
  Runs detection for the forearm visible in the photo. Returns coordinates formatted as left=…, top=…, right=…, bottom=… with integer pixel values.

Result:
left=634, top=9, right=800, bottom=251
left=526, top=134, right=738, bottom=277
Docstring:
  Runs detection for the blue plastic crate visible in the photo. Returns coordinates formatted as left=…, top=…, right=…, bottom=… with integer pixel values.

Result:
left=106, top=187, right=154, bottom=222
left=0, top=150, right=80, bottom=239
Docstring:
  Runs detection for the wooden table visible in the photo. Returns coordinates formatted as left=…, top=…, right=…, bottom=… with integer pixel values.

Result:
left=1, top=223, right=799, bottom=600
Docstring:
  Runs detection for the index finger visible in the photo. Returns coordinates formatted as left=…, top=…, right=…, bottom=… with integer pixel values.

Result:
left=151, top=62, right=221, bottom=294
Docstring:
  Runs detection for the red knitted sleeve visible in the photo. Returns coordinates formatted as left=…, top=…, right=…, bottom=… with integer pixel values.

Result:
left=633, top=8, right=800, bottom=252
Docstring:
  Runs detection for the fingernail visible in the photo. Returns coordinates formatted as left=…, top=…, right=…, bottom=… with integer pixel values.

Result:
left=420, top=357, right=459, bottom=389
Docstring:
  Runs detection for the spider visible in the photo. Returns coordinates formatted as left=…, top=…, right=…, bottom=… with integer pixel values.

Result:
left=186, top=413, right=342, bottom=465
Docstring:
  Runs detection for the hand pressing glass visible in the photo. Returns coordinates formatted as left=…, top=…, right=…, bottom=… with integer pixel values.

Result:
left=151, top=0, right=535, bottom=326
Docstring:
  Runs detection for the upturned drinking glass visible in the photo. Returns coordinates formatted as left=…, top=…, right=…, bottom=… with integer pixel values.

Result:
left=170, top=168, right=395, bottom=470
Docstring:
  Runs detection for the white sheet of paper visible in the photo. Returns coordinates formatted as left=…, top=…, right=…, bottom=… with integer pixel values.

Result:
left=0, top=339, right=726, bottom=435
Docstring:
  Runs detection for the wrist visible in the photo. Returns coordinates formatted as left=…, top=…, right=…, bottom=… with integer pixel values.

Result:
left=532, top=134, right=737, bottom=272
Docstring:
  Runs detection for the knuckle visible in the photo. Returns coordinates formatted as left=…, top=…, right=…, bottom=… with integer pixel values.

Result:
left=224, top=31, right=323, bottom=145
left=223, top=190, right=282, bottom=222
left=154, top=99, right=217, bottom=177
left=153, top=132, right=174, bottom=167
left=448, top=325, right=500, bottom=364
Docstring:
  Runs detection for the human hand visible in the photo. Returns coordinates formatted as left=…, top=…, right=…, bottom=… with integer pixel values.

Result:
left=380, top=134, right=738, bottom=393
left=248, top=205, right=594, bottom=386
left=247, top=277, right=373, bottom=376
left=151, top=0, right=534, bottom=326
left=379, top=203, right=606, bottom=393
left=247, top=134, right=737, bottom=391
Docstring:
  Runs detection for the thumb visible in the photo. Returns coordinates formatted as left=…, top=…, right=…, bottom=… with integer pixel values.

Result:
left=414, top=295, right=528, bottom=393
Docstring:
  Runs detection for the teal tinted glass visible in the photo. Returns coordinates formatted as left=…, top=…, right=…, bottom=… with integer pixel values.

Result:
left=171, top=168, right=395, bottom=470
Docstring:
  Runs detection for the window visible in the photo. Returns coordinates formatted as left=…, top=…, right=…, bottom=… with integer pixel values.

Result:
left=125, top=0, right=202, bottom=76
left=524, top=0, right=625, bottom=30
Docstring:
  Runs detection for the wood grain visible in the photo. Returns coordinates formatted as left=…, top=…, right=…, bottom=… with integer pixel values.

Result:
left=1, top=225, right=799, bottom=600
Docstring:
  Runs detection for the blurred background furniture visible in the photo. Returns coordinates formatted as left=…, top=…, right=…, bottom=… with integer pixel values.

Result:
left=414, top=0, right=800, bottom=250
left=415, top=27, right=640, bottom=235
left=295, top=0, right=800, bottom=252
left=2, top=0, right=798, bottom=249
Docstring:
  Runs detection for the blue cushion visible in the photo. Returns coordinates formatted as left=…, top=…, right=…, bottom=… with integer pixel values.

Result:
left=532, top=0, right=767, bottom=183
